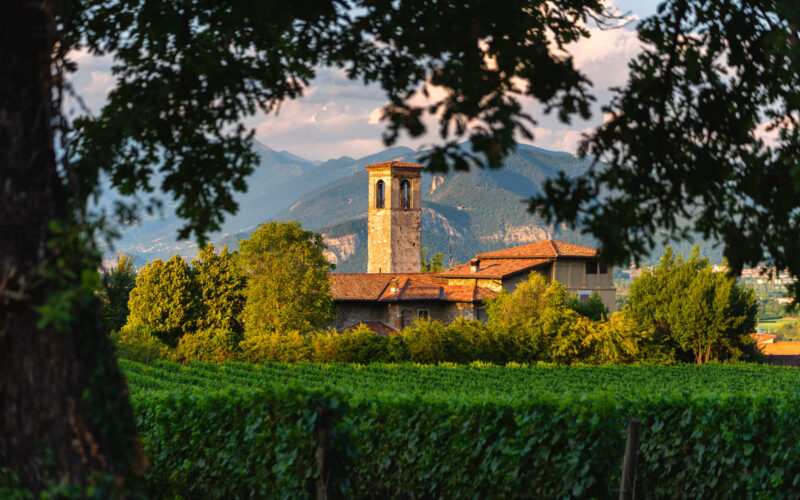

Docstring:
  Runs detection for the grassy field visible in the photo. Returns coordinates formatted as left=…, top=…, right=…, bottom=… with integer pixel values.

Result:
left=758, top=316, right=797, bottom=332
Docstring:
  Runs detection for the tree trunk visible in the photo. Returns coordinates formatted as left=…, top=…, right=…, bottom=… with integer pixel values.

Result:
left=0, top=1, right=142, bottom=493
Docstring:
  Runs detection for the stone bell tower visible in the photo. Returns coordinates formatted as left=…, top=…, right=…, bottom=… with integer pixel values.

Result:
left=366, top=161, right=423, bottom=273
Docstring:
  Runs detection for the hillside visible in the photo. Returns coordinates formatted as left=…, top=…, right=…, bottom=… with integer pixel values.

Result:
left=103, top=141, right=413, bottom=263
left=284, top=144, right=601, bottom=272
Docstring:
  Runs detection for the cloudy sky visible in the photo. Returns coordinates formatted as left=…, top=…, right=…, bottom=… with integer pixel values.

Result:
left=68, top=0, right=663, bottom=161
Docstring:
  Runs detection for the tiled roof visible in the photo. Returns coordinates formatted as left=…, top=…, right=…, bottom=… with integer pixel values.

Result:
left=339, top=321, right=397, bottom=337
left=329, top=273, right=495, bottom=303
left=761, top=341, right=800, bottom=355
left=751, top=333, right=777, bottom=343
left=380, top=277, right=443, bottom=301
left=441, top=286, right=498, bottom=302
left=329, top=273, right=396, bottom=301
left=475, top=240, right=598, bottom=259
left=436, top=258, right=550, bottom=279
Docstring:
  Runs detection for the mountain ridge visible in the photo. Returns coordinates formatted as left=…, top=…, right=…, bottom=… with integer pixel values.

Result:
left=103, top=141, right=723, bottom=270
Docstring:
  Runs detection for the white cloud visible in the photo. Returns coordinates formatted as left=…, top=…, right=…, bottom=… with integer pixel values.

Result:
left=85, top=71, right=116, bottom=96
left=569, top=24, right=642, bottom=91
left=367, top=107, right=383, bottom=125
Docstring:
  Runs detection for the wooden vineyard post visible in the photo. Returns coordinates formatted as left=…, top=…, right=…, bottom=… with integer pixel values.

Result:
left=618, top=418, right=641, bottom=500
left=315, top=407, right=334, bottom=500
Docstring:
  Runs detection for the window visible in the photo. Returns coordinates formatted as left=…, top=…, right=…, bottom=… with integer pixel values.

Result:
left=586, top=261, right=598, bottom=275
left=417, top=309, right=430, bottom=320
left=375, top=180, right=385, bottom=208
left=578, top=290, right=591, bottom=305
left=400, top=179, right=411, bottom=209
left=400, top=308, right=414, bottom=329
left=599, top=262, right=608, bottom=274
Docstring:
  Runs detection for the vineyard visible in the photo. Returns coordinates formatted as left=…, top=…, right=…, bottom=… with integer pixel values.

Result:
left=124, top=360, right=800, bottom=498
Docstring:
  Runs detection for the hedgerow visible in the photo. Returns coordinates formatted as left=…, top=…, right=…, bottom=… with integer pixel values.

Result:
left=124, top=361, right=800, bottom=498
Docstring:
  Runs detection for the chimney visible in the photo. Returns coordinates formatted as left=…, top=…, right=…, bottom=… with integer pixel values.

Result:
left=470, top=259, right=480, bottom=273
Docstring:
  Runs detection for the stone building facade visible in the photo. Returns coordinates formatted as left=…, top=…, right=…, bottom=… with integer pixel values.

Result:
left=329, top=161, right=615, bottom=334
left=329, top=273, right=493, bottom=332
left=438, top=240, right=616, bottom=312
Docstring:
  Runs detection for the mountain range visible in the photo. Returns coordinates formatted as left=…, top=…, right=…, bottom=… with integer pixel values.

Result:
left=103, top=140, right=723, bottom=271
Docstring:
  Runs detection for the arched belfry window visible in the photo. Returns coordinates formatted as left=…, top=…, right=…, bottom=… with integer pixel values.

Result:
left=400, top=179, right=411, bottom=209
left=375, top=180, right=385, bottom=208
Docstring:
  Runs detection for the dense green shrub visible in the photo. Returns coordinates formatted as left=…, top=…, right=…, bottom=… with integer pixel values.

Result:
left=174, top=327, right=241, bottom=363
left=402, top=317, right=494, bottom=364
left=485, top=272, right=549, bottom=333
left=584, top=312, right=654, bottom=364
left=111, top=325, right=169, bottom=364
left=238, top=331, right=313, bottom=362
left=312, top=325, right=396, bottom=363
left=566, top=292, right=609, bottom=321
left=126, top=361, right=800, bottom=499
left=134, top=385, right=352, bottom=499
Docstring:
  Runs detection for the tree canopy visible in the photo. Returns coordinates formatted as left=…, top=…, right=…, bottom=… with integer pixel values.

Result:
left=126, top=254, right=200, bottom=346
left=532, top=0, right=800, bottom=301
left=420, top=247, right=447, bottom=273
left=238, top=222, right=335, bottom=336
left=66, top=0, right=606, bottom=244
left=627, top=247, right=759, bottom=363
left=102, top=252, right=136, bottom=331
left=192, top=244, right=244, bottom=334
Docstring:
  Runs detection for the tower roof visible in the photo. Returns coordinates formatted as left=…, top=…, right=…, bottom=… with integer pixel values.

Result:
left=365, top=160, right=424, bottom=172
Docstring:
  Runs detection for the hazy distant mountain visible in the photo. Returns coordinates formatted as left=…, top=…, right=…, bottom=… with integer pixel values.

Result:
left=103, top=140, right=415, bottom=263
left=104, top=141, right=723, bottom=269
left=300, top=144, right=601, bottom=271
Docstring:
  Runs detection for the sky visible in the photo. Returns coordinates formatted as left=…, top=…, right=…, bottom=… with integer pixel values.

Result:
left=67, top=0, right=664, bottom=162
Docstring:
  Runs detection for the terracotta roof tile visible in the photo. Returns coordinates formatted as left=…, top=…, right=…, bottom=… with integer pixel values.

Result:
left=441, top=285, right=498, bottom=302
left=475, top=240, right=598, bottom=259
left=751, top=333, right=777, bottom=343
left=339, top=321, right=397, bottom=336
left=436, top=258, right=551, bottom=279
left=329, top=273, right=493, bottom=303
left=473, top=287, right=498, bottom=301
left=377, top=277, right=440, bottom=301
left=329, top=273, right=394, bottom=301
left=761, top=341, right=800, bottom=355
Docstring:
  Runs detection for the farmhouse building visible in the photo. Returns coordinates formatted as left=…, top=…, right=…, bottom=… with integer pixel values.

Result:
left=329, top=160, right=615, bottom=333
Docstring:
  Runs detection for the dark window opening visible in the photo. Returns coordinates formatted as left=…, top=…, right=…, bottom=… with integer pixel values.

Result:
left=586, top=261, right=598, bottom=275
left=400, top=179, right=411, bottom=209
left=401, top=308, right=414, bottom=329
left=418, top=309, right=430, bottom=320
left=375, top=180, right=385, bottom=208
left=599, top=262, right=608, bottom=274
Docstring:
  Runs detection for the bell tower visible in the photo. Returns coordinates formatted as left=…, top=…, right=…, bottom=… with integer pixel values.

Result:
left=366, top=161, right=423, bottom=273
